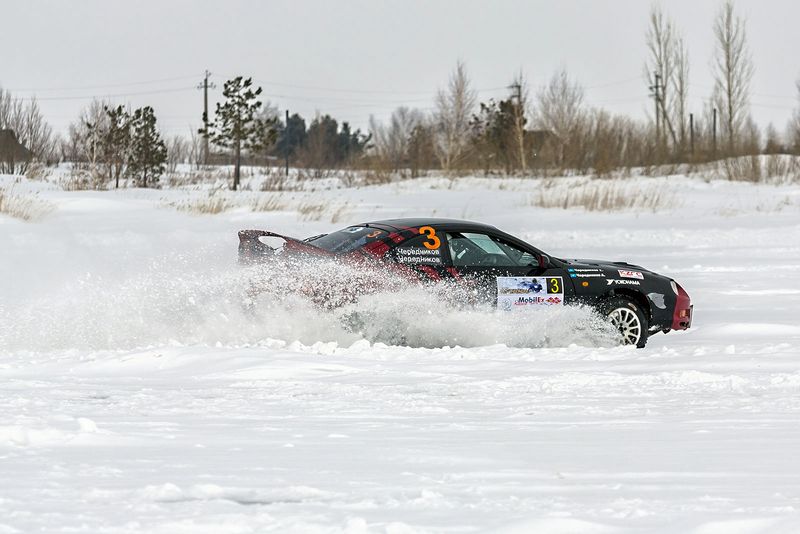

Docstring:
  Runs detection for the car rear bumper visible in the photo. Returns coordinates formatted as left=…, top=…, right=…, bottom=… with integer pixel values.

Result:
left=671, top=284, right=692, bottom=330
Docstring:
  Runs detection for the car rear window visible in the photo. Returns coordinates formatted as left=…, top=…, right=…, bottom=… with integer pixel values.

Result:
left=308, top=226, right=386, bottom=254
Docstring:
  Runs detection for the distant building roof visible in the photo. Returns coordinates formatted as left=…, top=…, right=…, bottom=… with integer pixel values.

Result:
left=0, top=129, right=33, bottom=162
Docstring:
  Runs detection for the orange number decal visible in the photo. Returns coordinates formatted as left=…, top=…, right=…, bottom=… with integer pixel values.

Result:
left=419, top=226, right=440, bottom=250
left=366, top=230, right=382, bottom=238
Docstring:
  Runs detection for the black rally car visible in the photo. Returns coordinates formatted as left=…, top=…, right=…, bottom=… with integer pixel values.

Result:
left=239, top=218, right=693, bottom=347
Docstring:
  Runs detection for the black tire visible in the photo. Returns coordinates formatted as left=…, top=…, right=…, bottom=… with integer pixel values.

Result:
left=601, top=296, right=649, bottom=348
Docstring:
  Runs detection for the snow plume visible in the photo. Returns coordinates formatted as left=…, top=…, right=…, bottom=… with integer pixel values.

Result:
left=0, top=254, right=618, bottom=352
left=341, top=286, right=619, bottom=349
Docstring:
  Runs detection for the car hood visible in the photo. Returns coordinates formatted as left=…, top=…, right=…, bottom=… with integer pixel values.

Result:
left=562, top=258, right=674, bottom=293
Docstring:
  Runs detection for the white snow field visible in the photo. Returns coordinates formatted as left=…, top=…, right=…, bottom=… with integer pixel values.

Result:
left=1, top=173, right=800, bottom=533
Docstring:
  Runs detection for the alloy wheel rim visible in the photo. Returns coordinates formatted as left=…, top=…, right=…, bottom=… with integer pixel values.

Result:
left=608, top=307, right=641, bottom=345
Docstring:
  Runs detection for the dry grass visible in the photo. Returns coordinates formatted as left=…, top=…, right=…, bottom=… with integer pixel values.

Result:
left=297, top=202, right=327, bottom=221
left=260, top=174, right=296, bottom=192
left=330, top=202, right=350, bottom=223
left=297, top=200, right=351, bottom=223
left=165, top=169, right=227, bottom=188
left=165, top=190, right=348, bottom=223
left=23, top=162, right=52, bottom=182
left=167, top=195, right=232, bottom=215
left=694, top=155, right=800, bottom=184
left=164, top=187, right=235, bottom=214
left=529, top=178, right=678, bottom=212
left=0, top=185, right=56, bottom=221
left=58, top=169, right=108, bottom=191
left=251, top=195, right=287, bottom=212
left=168, top=191, right=289, bottom=215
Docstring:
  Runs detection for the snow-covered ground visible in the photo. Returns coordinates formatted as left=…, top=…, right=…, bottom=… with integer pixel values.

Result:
left=1, top=173, right=800, bottom=533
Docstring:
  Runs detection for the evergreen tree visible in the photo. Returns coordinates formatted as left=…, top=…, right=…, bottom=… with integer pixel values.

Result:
left=84, top=104, right=131, bottom=186
left=254, top=105, right=280, bottom=161
left=471, top=99, right=518, bottom=173
left=103, top=105, right=131, bottom=189
left=275, top=113, right=307, bottom=163
left=337, top=121, right=370, bottom=166
left=304, top=115, right=369, bottom=169
left=204, top=76, right=267, bottom=190
left=407, top=123, right=435, bottom=177
left=127, top=106, right=167, bottom=188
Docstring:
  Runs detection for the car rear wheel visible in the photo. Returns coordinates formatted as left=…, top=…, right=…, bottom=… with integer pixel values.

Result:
left=602, top=297, right=649, bottom=348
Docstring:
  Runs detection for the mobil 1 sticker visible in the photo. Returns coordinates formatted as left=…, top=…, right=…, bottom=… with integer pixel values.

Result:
left=497, top=276, right=564, bottom=310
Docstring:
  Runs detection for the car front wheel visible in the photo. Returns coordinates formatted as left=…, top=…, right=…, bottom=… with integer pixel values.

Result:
left=602, top=297, right=649, bottom=348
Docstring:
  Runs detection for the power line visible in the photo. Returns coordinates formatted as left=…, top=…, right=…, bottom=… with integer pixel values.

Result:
left=585, top=76, right=643, bottom=90
left=691, top=94, right=797, bottom=111
left=688, top=82, right=798, bottom=101
left=5, top=74, right=202, bottom=93
left=228, top=74, right=509, bottom=97
left=8, top=74, right=660, bottom=109
left=19, top=86, right=196, bottom=102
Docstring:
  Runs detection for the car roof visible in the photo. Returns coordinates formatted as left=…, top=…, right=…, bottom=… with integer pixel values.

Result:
left=361, top=218, right=499, bottom=232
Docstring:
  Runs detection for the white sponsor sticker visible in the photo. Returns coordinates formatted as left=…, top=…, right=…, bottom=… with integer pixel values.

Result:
left=618, top=269, right=644, bottom=280
left=607, top=279, right=641, bottom=286
left=396, top=247, right=442, bottom=265
left=497, top=277, right=564, bottom=310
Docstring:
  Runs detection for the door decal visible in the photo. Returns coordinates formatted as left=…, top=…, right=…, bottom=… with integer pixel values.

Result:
left=497, top=276, right=564, bottom=309
left=418, top=226, right=441, bottom=250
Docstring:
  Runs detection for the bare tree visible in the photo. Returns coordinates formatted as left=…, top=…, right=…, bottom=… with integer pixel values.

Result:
left=0, top=88, right=55, bottom=172
left=672, top=34, right=690, bottom=151
left=742, top=116, right=761, bottom=155
left=763, top=123, right=782, bottom=154
left=166, top=134, right=188, bottom=173
left=65, top=99, right=110, bottom=167
left=18, top=99, right=56, bottom=165
left=645, top=4, right=677, bottom=147
left=434, top=61, right=477, bottom=172
left=188, top=128, right=204, bottom=169
left=535, top=69, right=585, bottom=167
left=407, top=121, right=436, bottom=177
left=788, top=78, right=800, bottom=154
left=369, top=106, right=424, bottom=173
left=712, top=0, right=754, bottom=155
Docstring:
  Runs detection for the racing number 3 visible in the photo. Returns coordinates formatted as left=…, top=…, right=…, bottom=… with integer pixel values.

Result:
left=547, top=277, right=560, bottom=294
left=418, top=226, right=441, bottom=250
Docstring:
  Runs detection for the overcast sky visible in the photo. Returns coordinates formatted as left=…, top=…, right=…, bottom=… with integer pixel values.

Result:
left=2, top=0, right=799, bottom=137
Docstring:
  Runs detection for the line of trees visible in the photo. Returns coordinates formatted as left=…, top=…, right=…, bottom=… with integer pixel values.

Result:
left=370, top=0, right=800, bottom=176
left=4, top=0, right=800, bottom=187
left=0, top=87, right=55, bottom=174
left=63, top=103, right=167, bottom=187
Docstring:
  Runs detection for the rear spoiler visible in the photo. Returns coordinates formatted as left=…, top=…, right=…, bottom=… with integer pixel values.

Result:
left=238, top=229, right=330, bottom=264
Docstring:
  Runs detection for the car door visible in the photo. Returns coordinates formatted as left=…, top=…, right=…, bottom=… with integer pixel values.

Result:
left=387, top=226, right=451, bottom=282
left=444, top=230, right=575, bottom=309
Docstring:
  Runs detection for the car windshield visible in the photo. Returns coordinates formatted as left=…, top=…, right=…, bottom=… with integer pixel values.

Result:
left=307, top=226, right=385, bottom=254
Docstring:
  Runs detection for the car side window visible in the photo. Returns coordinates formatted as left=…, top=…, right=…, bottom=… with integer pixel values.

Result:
left=391, top=234, right=446, bottom=266
left=447, top=232, right=537, bottom=268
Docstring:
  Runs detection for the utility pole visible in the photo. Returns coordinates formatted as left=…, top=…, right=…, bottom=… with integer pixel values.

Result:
left=689, top=113, right=695, bottom=158
left=197, top=70, right=216, bottom=165
left=650, top=71, right=662, bottom=147
left=285, top=109, right=290, bottom=177
left=509, top=82, right=526, bottom=173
